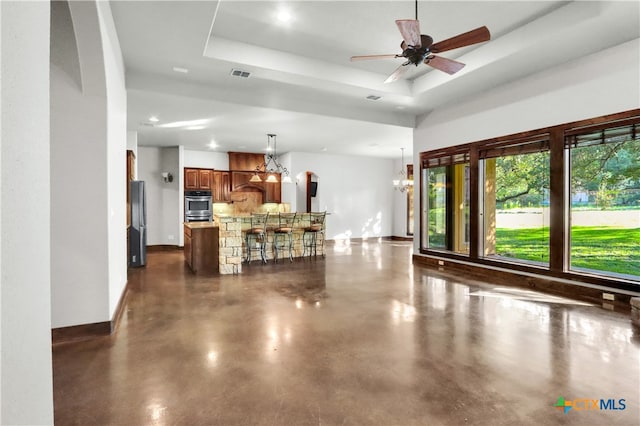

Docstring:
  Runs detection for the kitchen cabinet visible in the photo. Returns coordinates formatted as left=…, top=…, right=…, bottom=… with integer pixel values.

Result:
left=230, top=171, right=281, bottom=203
left=184, top=223, right=219, bottom=274
left=231, top=171, right=257, bottom=191
left=264, top=177, right=281, bottom=203
left=228, top=152, right=265, bottom=171
left=212, top=171, right=231, bottom=202
left=184, top=168, right=213, bottom=190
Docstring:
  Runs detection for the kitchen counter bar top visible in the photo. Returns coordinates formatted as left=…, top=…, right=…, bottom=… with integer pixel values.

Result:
left=183, top=221, right=218, bottom=229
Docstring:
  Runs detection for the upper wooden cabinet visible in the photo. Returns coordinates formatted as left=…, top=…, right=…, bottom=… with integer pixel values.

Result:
left=199, top=169, right=212, bottom=190
left=185, top=168, right=213, bottom=191
left=212, top=171, right=231, bottom=203
left=228, top=152, right=265, bottom=171
left=264, top=177, right=281, bottom=203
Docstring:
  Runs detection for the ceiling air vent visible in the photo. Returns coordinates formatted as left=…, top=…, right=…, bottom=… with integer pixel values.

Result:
left=230, top=69, right=251, bottom=78
left=366, top=95, right=382, bottom=101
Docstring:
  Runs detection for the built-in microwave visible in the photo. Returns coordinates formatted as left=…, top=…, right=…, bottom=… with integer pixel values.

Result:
left=185, top=190, right=212, bottom=221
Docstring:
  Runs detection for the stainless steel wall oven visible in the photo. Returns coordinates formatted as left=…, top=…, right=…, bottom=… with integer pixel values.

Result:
left=185, top=190, right=212, bottom=222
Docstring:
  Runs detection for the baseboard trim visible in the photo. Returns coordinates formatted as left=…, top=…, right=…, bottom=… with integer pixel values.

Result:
left=110, top=280, right=130, bottom=334
left=52, top=280, right=131, bottom=345
left=147, top=244, right=181, bottom=252
left=412, top=254, right=635, bottom=311
left=51, top=321, right=111, bottom=345
left=391, top=236, right=413, bottom=241
left=326, top=236, right=397, bottom=244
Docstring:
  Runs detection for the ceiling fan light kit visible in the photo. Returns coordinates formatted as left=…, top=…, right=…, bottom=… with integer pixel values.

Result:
left=351, top=1, right=490, bottom=83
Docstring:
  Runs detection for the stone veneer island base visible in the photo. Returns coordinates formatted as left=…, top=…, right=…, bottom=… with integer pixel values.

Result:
left=214, top=214, right=325, bottom=274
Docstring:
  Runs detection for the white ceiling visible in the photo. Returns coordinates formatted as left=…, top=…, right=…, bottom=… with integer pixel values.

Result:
left=110, top=1, right=640, bottom=159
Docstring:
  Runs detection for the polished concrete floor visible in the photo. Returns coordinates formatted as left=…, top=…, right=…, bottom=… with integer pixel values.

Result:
left=53, top=241, right=640, bottom=425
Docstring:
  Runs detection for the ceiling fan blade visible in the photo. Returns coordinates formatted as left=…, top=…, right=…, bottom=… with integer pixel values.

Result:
left=351, top=54, right=398, bottom=62
left=425, top=55, right=466, bottom=75
left=430, top=26, right=490, bottom=53
left=396, top=19, right=421, bottom=48
left=384, top=64, right=410, bottom=84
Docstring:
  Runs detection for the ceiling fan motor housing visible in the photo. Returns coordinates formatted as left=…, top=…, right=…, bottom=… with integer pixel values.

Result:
left=401, top=35, right=434, bottom=65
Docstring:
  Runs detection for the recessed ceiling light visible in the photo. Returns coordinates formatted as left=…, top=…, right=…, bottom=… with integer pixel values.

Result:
left=186, top=126, right=205, bottom=130
left=208, top=140, right=218, bottom=149
left=277, top=10, right=292, bottom=23
left=149, top=116, right=159, bottom=122
left=172, top=66, right=189, bottom=74
left=366, top=95, right=382, bottom=101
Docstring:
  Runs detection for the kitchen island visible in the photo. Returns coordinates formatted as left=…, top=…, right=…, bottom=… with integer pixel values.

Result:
left=183, top=222, right=219, bottom=274
left=215, top=213, right=325, bottom=274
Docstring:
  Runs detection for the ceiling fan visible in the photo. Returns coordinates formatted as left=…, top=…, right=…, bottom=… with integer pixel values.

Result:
left=351, top=1, right=490, bottom=83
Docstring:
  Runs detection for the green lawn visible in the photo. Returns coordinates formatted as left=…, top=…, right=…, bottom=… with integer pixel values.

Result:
left=495, top=226, right=640, bottom=277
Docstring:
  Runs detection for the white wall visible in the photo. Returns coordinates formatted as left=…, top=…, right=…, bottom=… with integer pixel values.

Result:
left=287, top=152, right=395, bottom=240
left=279, top=152, right=296, bottom=209
left=160, top=147, right=181, bottom=244
left=1, top=1, right=54, bottom=424
left=138, top=146, right=181, bottom=245
left=127, top=131, right=138, bottom=179
left=97, top=0, right=128, bottom=321
left=183, top=149, right=228, bottom=169
left=391, top=157, right=411, bottom=238
left=51, top=1, right=110, bottom=328
left=413, top=39, right=640, bottom=251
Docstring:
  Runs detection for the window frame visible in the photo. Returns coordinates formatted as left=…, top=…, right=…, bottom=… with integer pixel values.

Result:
left=418, top=109, right=640, bottom=293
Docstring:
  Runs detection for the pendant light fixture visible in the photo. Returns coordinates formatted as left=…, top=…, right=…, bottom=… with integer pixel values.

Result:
left=393, top=147, right=413, bottom=192
left=250, top=134, right=292, bottom=183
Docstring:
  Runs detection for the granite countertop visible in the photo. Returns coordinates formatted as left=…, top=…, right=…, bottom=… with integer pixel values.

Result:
left=184, top=222, right=218, bottom=229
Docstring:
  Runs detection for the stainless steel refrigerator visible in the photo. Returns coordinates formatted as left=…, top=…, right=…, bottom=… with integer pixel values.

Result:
left=130, top=180, right=147, bottom=267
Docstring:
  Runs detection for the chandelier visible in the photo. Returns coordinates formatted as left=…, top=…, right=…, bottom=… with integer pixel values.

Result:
left=393, top=147, right=413, bottom=192
left=250, top=133, right=292, bottom=184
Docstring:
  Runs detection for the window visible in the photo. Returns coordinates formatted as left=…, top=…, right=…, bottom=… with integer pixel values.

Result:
left=418, top=110, right=640, bottom=290
left=480, top=137, right=550, bottom=265
left=421, top=151, right=470, bottom=255
left=567, top=124, right=640, bottom=279
left=407, top=164, right=414, bottom=236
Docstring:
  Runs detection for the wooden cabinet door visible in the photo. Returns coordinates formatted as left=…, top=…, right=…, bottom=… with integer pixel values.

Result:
left=185, top=169, right=199, bottom=190
left=213, top=171, right=231, bottom=202
left=184, top=234, right=192, bottom=268
left=220, top=172, right=231, bottom=202
left=198, top=169, right=212, bottom=190
left=264, top=175, right=281, bottom=203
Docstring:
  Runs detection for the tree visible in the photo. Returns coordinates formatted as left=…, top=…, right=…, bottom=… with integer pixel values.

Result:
left=494, top=151, right=550, bottom=206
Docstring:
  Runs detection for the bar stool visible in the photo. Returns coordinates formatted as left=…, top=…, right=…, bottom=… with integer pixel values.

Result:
left=303, top=211, right=326, bottom=257
left=245, top=212, right=268, bottom=264
left=273, top=213, right=297, bottom=263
